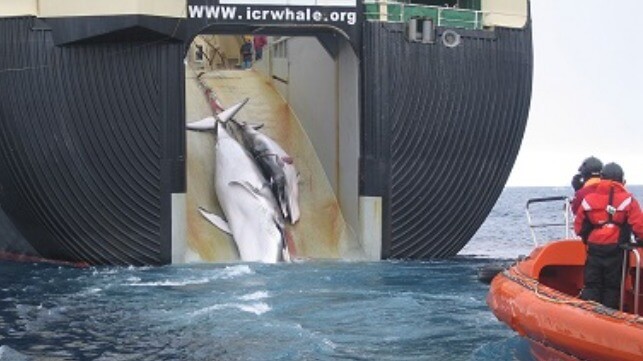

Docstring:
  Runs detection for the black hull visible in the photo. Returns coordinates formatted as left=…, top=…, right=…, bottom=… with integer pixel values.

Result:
left=0, top=17, right=184, bottom=265
left=361, top=22, right=533, bottom=258
left=0, top=15, right=532, bottom=265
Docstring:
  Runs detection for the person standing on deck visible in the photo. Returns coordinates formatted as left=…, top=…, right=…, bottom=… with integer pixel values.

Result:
left=574, top=162, right=643, bottom=309
left=253, top=35, right=267, bottom=61
left=571, top=156, right=603, bottom=214
left=240, top=36, right=253, bottom=70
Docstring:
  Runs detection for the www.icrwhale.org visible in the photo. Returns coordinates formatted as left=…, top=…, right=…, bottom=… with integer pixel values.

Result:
left=188, top=5, right=358, bottom=26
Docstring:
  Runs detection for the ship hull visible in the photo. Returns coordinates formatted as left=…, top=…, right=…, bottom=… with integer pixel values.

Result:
left=361, top=22, right=533, bottom=258
left=0, top=17, right=184, bottom=265
left=0, top=8, right=533, bottom=265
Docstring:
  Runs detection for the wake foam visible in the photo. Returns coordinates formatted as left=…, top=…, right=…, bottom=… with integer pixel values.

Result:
left=220, top=265, right=254, bottom=278
left=127, top=278, right=211, bottom=287
left=191, top=301, right=271, bottom=317
left=239, top=291, right=270, bottom=301
left=124, top=265, right=254, bottom=287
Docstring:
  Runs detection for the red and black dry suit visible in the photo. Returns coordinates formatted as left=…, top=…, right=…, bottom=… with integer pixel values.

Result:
left=571, top=177, right=600, bottom=214
left=574, top=180, right=643, bottom=308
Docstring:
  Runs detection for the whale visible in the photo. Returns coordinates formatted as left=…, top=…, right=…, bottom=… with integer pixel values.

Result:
left=229, top=121, right=300, bottom=224
left=187, top=99, right=291, bottom=263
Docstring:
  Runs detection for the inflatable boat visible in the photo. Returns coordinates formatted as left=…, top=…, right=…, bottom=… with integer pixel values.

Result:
left=487, top=197, right=643, bottom=361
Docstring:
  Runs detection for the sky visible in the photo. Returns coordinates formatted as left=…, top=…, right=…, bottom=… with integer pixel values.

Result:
left=505, top=0, right=643, bottom=187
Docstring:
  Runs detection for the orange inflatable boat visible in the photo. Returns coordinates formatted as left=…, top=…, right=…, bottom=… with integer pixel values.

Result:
left=487, top=197, right=643, bottom=361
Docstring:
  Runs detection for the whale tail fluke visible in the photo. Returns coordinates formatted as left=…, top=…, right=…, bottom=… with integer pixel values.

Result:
left=186, top=116, right=216, bottom=131
left=186, top=98, right=249, bottom=131
left=217, top=98, right=249, bottom=124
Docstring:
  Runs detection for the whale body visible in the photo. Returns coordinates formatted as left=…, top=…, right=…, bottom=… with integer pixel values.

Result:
left=187, top=99, right=290, bottom=263
left=230, top=121, right=300, bottom=224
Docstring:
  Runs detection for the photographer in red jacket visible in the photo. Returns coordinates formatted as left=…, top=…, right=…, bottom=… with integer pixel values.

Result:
left=574, top=162, right=643, bottom=308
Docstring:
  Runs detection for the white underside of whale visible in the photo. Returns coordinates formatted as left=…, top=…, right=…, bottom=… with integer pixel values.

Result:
left=214, top=125, right=283, bottom=263
left=187, top=99, right=287, bottom=263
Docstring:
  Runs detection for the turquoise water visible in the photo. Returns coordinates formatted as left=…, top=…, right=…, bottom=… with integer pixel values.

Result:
left=2, top=186, right=642, bottom=360
left=0, top=260, right=531, bottom=361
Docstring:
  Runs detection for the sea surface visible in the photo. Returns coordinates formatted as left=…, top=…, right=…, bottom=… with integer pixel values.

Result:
left=1, top=186, right=642, bottom=361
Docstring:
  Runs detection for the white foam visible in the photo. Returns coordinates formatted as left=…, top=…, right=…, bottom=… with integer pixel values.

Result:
left=190, top=304, right=227, bottom=317
left=92, top=268, right=118, bottom=276
left=220, top=265, right=254, bottom=278
left=237, top=302, right=271, bottom=315
left=123, top=265, right=252, bottom=287
left=239, top=291, right=269, bottom=301
left=322, top=338, right=338, bottom=350
left=191, top=301, right=271, bottom=317
left=128, top=278, right=210, bottom=287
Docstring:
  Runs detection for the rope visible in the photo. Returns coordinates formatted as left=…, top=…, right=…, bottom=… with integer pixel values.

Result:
left=501, top=268, right=643, bottom=325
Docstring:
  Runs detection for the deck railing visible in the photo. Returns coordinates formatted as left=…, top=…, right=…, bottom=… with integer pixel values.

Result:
left=620, top=243, right=642, bottom=315
left=525, top=196, right=573, bottom=248
left=524, top=195, right=642, bottom=315
left=363, top=1, right=483, bottom=30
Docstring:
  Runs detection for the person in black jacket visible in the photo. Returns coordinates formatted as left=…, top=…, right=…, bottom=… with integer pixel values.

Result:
left=240, top=37, right=253, bottom=70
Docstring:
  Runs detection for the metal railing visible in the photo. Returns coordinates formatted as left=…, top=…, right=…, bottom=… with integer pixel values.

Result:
left=620, top=243, right=642, bottom=315
left=363, top=1, right=527, bottom=30
left=524, top=196, right=641, bottom=314
left=525, top=196, right=573, bottom=248
left=363, top=0, right=483, bottom=30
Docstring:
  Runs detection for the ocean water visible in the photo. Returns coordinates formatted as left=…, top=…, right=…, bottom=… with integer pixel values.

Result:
left=1, top=186, right=642, bottom=361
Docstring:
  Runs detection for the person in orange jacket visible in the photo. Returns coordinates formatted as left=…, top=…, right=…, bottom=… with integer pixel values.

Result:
left=574, top=162, right=643, bottom=308
left=570, top=156, right=602, bottom=214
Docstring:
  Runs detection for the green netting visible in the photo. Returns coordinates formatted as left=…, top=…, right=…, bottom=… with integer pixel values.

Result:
left=364, top=3, right=379, bottom=20
left=364, top=2, right=481, bottom=30
left=459, top=0, right=481, bottom=11
left=387, top=4, right=403, bottom=21
left=440, top=9, right=479, bottom=29
left=403, top=5, right=439, bottom=21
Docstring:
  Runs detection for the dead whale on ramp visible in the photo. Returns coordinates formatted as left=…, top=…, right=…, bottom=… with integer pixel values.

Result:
left=229, top=120, right=300, bottom=224
left=186, top=99, right=292, bottom=263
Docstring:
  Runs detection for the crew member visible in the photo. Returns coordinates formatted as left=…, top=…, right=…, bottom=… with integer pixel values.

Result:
left=571, top=156, right=603, bottom=214
left=253, top=35, right=267, bottom=61
left=240, top=36, right=253, bottom=70
left=574, top=162, right=643, bottom=309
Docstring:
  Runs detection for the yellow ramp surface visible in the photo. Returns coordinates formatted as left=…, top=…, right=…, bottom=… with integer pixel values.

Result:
left=185, top=69, right=357, bottom=262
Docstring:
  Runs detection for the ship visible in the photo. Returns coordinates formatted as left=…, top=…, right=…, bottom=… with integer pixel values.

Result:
left=0, top=0, right=532, bottom=265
